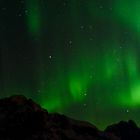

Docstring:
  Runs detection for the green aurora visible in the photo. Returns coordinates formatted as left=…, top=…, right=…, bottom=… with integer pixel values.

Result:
left=1, top=0, right=140, bottom=129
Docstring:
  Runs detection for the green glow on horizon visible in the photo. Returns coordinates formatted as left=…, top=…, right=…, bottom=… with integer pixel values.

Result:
left=120, top=80, right=140, bottom=107
left=69, top=78, right=83, bottom=101
left=118, top=48, right=139, bottom=107
left=26, top=0, right=41, bottom=35
left=131, top=80, right=140, bottom=105
left=125, top=48, right=138, bottom=79
left=68, top=42, right=94, bottom=101
left=41, top=96, right=62, bottom=112
left=104, top=52, right=118, bottom=80
left=122, top=48, right=140, bottom=106
left=69, top=75, right=87, bottom=101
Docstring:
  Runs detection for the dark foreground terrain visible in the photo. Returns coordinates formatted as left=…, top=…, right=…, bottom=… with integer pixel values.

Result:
left=0, top=95, right=140, bottom=140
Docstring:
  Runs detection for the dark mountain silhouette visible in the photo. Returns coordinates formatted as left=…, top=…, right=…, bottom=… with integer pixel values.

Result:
left=0, top=95, right=139, bottom=140
left=105, top=120, right=140, bottom=140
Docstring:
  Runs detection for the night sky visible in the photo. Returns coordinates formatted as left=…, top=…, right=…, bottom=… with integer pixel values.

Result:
left=1, top=0, right=140, bottom=129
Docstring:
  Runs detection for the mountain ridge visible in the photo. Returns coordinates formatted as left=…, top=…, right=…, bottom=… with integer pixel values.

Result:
left=0, top=95, right=139, bottom=140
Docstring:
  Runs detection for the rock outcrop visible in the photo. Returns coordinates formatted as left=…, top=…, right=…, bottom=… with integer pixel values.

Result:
left=1, top=95, right=138, bottom=140
left=105, top=120, right=140, bottom=140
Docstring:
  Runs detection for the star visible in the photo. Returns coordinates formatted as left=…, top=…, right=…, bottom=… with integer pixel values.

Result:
left=24, top=10, right=28, bottom=14
left=80, top=25, right=84, bottom=29
left=89, top=25, right=93, bottom=29
left=83, top=103, right=87, bottom=106
left=89, top=38, right=93, bottom=41
left=69, top=40, right=73, bottom=44
left=99, top=5, right=103, bottom=9
left=37, top=90, right=41, bottom=93
left=49, top=56, right=52, bottom=59
left=84, top=93, right=87, bottom=96
left=89, top=75, right=93, bottom=79
left=18, top=14, right=22, bottom=17
left=126, top=109, right=129, bottom=113
left=1, top=7, right=6, bottom=11
left=109, top=7, right=113, bottom=11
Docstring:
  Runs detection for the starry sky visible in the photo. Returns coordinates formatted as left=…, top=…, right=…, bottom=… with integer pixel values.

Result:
left=1, top=0, right=140, bottom=129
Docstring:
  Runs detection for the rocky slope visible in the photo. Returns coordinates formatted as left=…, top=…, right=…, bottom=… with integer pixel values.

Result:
left=105, top=120, right=140, bottom=140
left=0, top=95, right=139, bottom=140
